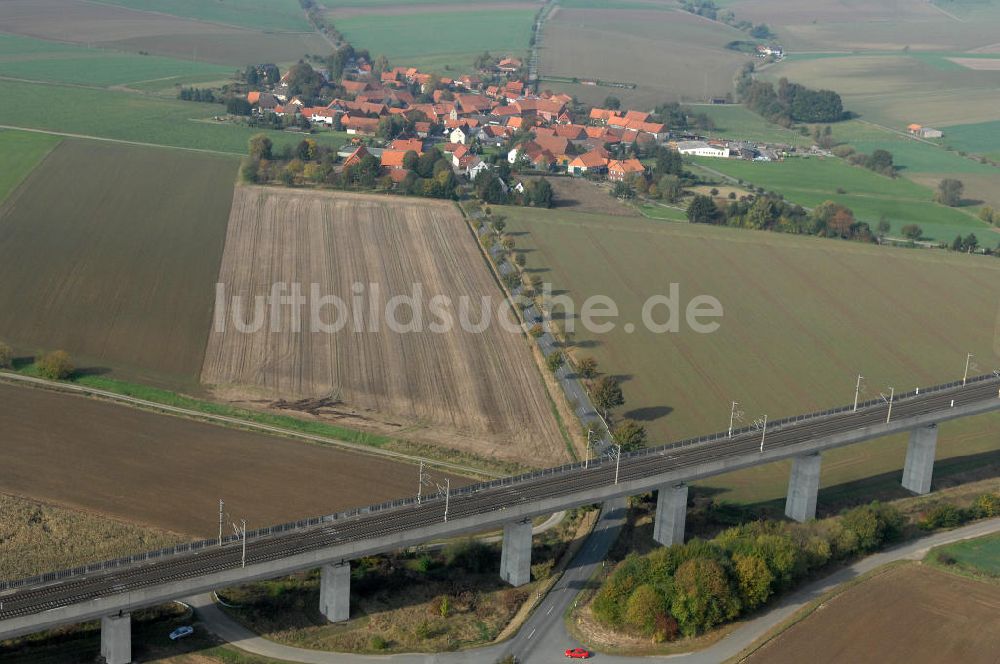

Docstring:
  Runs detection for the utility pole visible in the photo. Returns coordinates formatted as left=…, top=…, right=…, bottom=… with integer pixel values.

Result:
left=233, top=519, right=247, bottom=568
left=885, top=387, right=895, bottom=423
left=728, top=401, right=739, bottom=438
left=853, top=374, right=864, bottom=411
left=417, top=461, right=426, bottom=505
left=585, top=428, right=594, bottom=469
left=218, top=499, right=225, bottom=546
left=612, top=444, right=622, bottom=484
left=759, top=414, right=767, bottom=453
left=443, top=478, right=450, bottom=522
left=964, top=353, right=973, bottom=385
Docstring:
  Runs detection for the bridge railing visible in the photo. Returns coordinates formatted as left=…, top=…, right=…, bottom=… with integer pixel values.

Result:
left=3, top=372, right=996, bottom=592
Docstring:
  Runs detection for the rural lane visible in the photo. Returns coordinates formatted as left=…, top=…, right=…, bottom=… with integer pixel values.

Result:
left=0, top=124, right=244, bottom=157
left=192, top=516, right=1000, bottom=663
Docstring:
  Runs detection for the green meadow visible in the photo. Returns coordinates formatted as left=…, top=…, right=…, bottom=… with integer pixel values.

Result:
left=335, top=10, right=535, bottom=64
left=0, top=33, right=234, bottom=88
left=0, top=131, right=61, bottom=204
left=688, top=155, right=989, bottom=241
left=90, top=0, right=313, bottom=32
left=0, top=80, right=348, bottom=155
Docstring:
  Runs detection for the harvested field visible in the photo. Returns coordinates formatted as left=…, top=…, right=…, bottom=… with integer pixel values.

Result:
left=503, top=206, right=1000, bottom=503
left=202, top=187, right=566, bottom=466
left=949, top=56, right=1000, bottom=70
left=541, top=7, right=748, bottom=105
left=0, top=382, right=460, bottom=540
left=0, top=140, right=237, bottom=389
left=727, top=0, right=1000, bottom=51
left=0, top=0, right=328, bottom=65
left=746, top=564, right=1000, bottom=664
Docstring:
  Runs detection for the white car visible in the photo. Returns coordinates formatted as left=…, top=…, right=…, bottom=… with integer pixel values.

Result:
left=169, top=625, right=194, bottom=641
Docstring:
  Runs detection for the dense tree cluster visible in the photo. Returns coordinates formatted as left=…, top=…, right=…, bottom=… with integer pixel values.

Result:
left=738, top=66, right=845, bottom=125
left=241, top=136, right=458, bottom=200
left=686, top=193, right=874, bottom=242
left=178, top=87, right=217, bottom=103
left=681, top=0, right=773, bottom=38
left=593, top=501, right=906, bottom=640
left=473, top=170, right=554, bottom=209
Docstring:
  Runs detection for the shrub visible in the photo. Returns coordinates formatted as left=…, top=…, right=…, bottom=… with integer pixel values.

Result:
left=546, top=351, right=564, bottom=372
left=919, top=503, right=967, bottom=530
left=971, top=492, right=1000, bottom=519
left=528, top=323, right=544, bottom=338
left=36, top=350, right=74, bottom=380
left=370, top=635, right=388, bottom=650
left=840, top=502, right=903, bottom=552
left=0, top=341, right=12, bottom=369
left=733, top=553, right=773, bottom=609
left=444, top=539, right=495, bottom=573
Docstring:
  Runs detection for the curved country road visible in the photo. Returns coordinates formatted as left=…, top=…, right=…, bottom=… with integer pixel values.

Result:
left=192, top=514, right=1000, bottom=663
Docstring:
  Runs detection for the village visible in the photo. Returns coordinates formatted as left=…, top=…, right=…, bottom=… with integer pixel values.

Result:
left=240, top=54, right=794, bottom=193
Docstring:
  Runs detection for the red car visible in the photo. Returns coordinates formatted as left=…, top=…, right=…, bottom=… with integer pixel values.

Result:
left=564, top=648, right=591, bottom=659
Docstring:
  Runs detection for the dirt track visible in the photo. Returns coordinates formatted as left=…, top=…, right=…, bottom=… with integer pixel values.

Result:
left=0, top=382, right=463, bottom=537
left=202, top=187, right=565, bottom=466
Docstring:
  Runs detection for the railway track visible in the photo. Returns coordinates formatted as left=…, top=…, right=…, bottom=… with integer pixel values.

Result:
left=2, top=375, right=998, bottom=626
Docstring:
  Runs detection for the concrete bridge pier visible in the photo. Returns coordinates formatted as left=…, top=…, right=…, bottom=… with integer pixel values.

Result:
left=785, top=452, right=821, bottom=522
left=100, top=612, right=131, bottom=664
left=500, top=520, right=532, bottom=587
left=319, top=562, right=350, bottom=623
left=902, top=424, right=939, bottom=494
left=652, top=483, right=689, bottom=546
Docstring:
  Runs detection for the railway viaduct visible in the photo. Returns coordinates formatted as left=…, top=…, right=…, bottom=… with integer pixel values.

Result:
left=2, top=374, right=999, bottom=663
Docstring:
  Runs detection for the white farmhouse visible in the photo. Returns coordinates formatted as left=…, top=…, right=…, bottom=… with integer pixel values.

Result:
left=450, top=126, right=470, bottom=144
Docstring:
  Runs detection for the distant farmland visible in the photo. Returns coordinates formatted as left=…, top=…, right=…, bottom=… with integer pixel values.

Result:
left=0, top=0, right=328, bottom=65
left=328, top=3, right=536, bottom=73
left=0, top=140, right=238, bottom=389
left=540, top=6, right=748, bottom=107
left=202, top=187, right=567, bottom=466
left=504, top=207, right=1000, bottom=503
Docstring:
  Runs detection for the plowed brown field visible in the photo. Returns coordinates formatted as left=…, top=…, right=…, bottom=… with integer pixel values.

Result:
left=747, top=564, right=1000, bottom=663
left=0, top=382, right=463, bottom=539
left=201, top=187, right=565, bottom=466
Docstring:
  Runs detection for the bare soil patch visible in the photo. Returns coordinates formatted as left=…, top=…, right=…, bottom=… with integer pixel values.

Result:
left=522, top=176, right=638, bottom=217
left=0, top=382, right=462, bottom=538
left=746, top=564, right=1000, bottom=664
left=202, top=187, right=566, bottom=466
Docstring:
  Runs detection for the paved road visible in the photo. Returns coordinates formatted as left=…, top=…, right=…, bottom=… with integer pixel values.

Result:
left=192, top=498, right=629, bottom=664
left=193, top=514, right=1000, bottom=663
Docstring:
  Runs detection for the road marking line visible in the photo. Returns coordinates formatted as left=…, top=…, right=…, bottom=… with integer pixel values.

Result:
left=547, top=605, right=554, bottom=615
left=528, top=628, right=536, bottom=640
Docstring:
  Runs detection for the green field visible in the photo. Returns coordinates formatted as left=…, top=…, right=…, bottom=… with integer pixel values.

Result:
left=0, top=131, right=60, bottom=204
left=0, top=140, right=238, bottom=389
left=0, top=79, right=348, bottom=154
left=334, top=9, right=535, bottom=66
left=932, top=532, right=1000, bottom=578
left=687, top=155, right=990, bottom=241
left=0, top=33, right=234, bottom=87
left=690, top=105, right=813, bottom=146
left=503, top=206, right=1000, bottom=504
left=765, top=53, right=1000, bottom=128
left=942, top=121, right=1000, bottom=161
left=90, top=0, right=313, bottom=32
